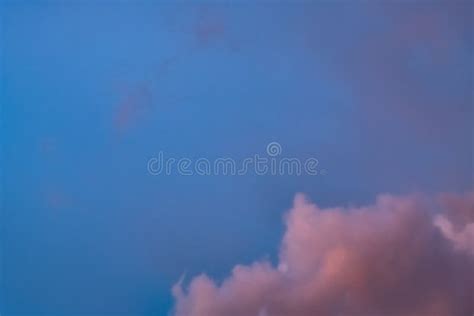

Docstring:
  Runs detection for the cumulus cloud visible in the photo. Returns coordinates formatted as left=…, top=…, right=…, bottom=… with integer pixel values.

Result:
left=435, top=191, right=474, bottom=255
left=172, top=192, right=474, bottom=316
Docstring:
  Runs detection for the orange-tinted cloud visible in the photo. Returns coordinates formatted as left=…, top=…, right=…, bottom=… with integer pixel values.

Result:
left=173, top=191, right=473, bottom=316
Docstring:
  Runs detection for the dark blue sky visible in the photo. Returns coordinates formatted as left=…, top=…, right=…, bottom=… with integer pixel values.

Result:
left=1, top=1, right=472, bottom=315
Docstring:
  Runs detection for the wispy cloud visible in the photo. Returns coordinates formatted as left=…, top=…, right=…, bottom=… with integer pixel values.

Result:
left=113, top=82, right=153, bottom=134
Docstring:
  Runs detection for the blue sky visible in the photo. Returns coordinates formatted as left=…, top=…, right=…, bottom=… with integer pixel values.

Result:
left=1, top=1, right=472, bottom=315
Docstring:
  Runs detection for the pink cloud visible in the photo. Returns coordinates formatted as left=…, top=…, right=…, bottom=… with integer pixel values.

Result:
left=173, top=191, right=473, bottom=316
left=194, top=7, right=226, bottom=47
left=435, top=191, right=474, bottom=255
left=113, top=82, right=153, bottom=134
left=305, top=4, right=471, bottom=139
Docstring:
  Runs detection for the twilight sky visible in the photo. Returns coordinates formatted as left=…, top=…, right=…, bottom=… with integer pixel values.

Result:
left=1, top=1, right=473, bottom=315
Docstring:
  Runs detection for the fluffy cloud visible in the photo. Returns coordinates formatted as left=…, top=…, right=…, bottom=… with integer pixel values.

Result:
left=172, top=192, right=473, bottom=316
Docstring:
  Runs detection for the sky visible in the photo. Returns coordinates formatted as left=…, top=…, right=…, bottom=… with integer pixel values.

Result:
left=0, top=1, right=473, bottom=315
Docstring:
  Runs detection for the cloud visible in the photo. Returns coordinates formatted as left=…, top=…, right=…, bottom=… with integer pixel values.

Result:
left=435, top=191, right=474, bottom=255
left=194, top=6, right=226, bottom=47
left=172, top=191, right=473, bottom=316
left=305, top=3, right=472, bottom=138
left=113, top=82, right=153, bottom=134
